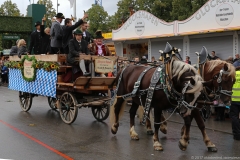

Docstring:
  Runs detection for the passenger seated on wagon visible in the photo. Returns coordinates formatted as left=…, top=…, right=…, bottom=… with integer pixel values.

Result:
left=67, top=29, right=90, bottom=76
left=89, top=30, right=111, bottom=76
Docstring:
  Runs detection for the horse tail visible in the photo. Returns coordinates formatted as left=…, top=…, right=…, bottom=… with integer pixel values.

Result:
left=110, top=67, right=127, bottom=125
left=110, top=97, right=127, bottom=125
left=137, top=105, right=154, bottom=124
left=137, top=105, right=144, bottom=122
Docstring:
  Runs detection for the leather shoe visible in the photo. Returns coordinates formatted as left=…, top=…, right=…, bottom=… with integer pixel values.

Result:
left=83, top=72, right=91, bottom=76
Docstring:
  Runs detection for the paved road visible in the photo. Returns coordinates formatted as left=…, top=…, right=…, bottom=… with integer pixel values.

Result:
left=0, top=86, right=240, bottom=160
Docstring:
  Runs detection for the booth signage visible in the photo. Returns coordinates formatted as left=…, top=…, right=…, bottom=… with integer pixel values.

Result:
left=95, top=59, right=114, bottom=73
left=215, top=3, right=234, bottom=26
left=2, top=35, right=20, bottom=40
left=135, top=19, right=145, bottom=36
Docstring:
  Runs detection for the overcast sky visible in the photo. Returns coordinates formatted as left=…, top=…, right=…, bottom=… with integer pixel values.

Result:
left=8, top=0, right=119, bottom=19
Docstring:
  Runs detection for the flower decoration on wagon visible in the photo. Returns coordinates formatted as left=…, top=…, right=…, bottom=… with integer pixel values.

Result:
left=4, top=55, right=60, bottom=82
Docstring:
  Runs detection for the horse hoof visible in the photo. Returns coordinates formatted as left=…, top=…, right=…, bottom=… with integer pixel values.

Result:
left=178, top=142, right=187, bottom=151
left=131, top=136, right=139, bottom=140
left=154, top=146, right=163, bottom=151
left=147, top=130, right=154, bottom=135
left=160, top=128, right=167, bottom=134
left=208, top=147, right=218, bottom=152
left=111, top=127, right=118, bottom=135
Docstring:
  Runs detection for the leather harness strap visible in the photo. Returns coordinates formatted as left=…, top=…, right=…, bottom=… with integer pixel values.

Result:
left=141, top=67, right=163, bottom=124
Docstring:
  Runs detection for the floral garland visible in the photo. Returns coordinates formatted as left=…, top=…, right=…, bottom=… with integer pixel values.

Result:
left=4, top=55, right=60, bottom=82
left=4, top=56, right=59, bottom=71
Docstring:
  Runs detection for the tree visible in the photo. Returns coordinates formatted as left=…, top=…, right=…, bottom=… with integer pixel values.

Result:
left=109, top=0, right=136, bottom=30
left=0, top=0, right=20, bottom=16
left=171, top=0, right=193, bottom=21
left=171, top=0, right=208, bottom=21
left=37, top=0, right=56, bottom=27
left=87, top=4, right=109, bottom=35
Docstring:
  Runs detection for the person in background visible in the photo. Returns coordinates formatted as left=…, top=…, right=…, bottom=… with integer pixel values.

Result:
left=185, top=56, right=191, bottom=64
left=1, top=62, right=8, bottom=85
left=10, top=39, right=20, bottom=56
left=225, top=56, right=233, bottom=64
left=62, top=13, right=88, bottom=54
left=80, top=21, right=92, bottom=46
left=134, top=56, right=140, bottom=64
left=209, top=51, right=220, bottom=60
left=17, top=39, right=29, bottom=58
left=230, top=63, right=240, bottom=140
left=50, top=13, right=65, bottom=54
left=29, top=21, right=43, bottom=55
left=151, top=56, right=156, bottom=62
left=40, top=17, right=51, bottom=54
left=233, top=54, right=239, bottom=63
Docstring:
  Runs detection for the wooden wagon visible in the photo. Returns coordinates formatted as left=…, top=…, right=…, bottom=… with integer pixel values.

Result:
left=8, top=54, right=126, bottom=124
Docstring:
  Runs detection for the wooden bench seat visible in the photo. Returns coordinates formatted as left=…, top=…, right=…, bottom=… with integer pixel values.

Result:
left=57, top=82, right=74, bottom=87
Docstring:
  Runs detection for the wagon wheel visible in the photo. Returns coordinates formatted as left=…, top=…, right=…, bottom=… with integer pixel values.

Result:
left=91, top=101, right=110, bottom=122
left=59, top=92, right=78, bottom=124
left=19, top=91, right=32, bottom=112
left=47, top=97, right=57, bottom=110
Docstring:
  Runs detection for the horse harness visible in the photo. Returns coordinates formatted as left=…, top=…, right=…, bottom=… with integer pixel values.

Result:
left=111, top=64, right=197, bottom=125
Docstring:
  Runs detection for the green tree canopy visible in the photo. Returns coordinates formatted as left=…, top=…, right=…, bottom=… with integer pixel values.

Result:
left=87, top=4, right=109, bottom=35
left=37, top=0, right=56, bottom=27
left=0, top=0, right=21, bottom=16
left=171, top=0, right=208, bottom=21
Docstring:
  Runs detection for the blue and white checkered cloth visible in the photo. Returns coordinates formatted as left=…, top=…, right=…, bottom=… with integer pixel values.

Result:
left=8, top=69, right=57, bottom=98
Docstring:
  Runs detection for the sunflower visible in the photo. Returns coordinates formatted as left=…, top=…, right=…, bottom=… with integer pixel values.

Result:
left=18, top=63, right=22, bottom=68
left=50, top=64, right=56, bottom=69
left=35, top=64, right=39, bottom=69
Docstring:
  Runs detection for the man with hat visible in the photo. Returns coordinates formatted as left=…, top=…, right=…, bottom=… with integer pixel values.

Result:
left=67, top=29, right=90, bottom=76
left=89, top=30, right=111, bottom=56
left=29, top=21, right=43, bottom=55
left=62, top=13, right=88, bottom=54
left=50, top=13, right=65, bottom=54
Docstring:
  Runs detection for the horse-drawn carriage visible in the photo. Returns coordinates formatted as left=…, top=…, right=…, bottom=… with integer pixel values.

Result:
left=7, top=54, right=126, bottom=124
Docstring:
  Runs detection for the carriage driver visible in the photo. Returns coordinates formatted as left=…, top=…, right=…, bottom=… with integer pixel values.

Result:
left=67, top=29, right=90, bottom=76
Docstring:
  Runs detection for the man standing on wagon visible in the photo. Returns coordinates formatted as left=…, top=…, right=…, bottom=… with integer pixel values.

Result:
left=62, top=13, right=88, bottom=54
left=29, top=21, right=43, bottom=55
left=50, top=13, right=65, bottom=54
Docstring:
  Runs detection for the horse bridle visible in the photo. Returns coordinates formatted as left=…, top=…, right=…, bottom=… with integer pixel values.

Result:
left=213, top=68, right=233, bottom=98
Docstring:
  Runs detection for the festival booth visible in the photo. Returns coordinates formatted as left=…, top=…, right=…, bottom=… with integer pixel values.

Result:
left=112, top=0, right=240, bottom=64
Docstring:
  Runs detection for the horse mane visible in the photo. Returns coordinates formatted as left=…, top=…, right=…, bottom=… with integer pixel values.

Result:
left=206, top=60, right=235, bottom=78
left=172, top=60, right=199, bottom=80
left=171, top=60, right=203, bottom=94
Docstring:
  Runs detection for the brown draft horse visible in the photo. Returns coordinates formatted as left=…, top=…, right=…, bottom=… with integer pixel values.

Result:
left=110, top=59, right=204, bottom=151
left=177, top=59, right=235, bottom=152
left=142, top=59, right=235, bottom=152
